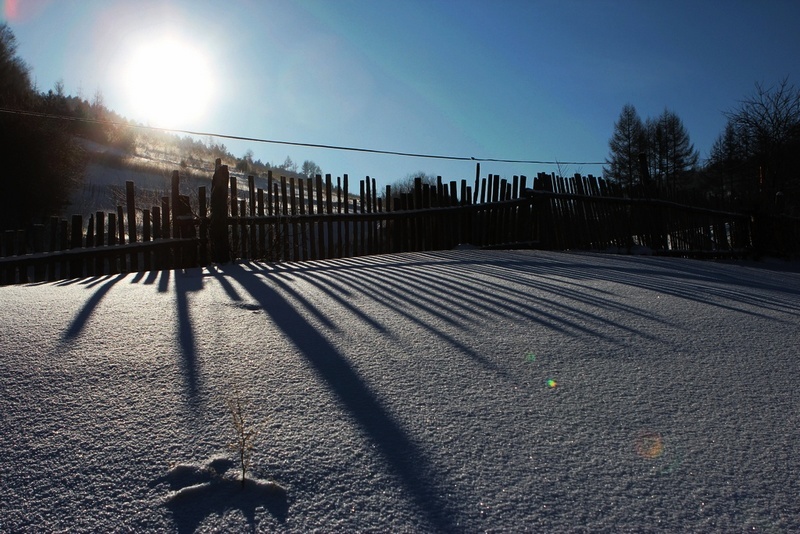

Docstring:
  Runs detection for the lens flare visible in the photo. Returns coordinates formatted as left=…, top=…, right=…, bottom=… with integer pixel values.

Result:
left=4, top=0, right=18, bottom=20
left=3, top=0, right=43, bottom=22
left=526, top=353, right=537, bottom=362
left=546, top=379, right=557, bottom=389
left=634, top=431, right=664, bottom=459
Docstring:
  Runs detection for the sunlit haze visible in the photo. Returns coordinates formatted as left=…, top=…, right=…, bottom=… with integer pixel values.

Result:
left=118, top=35, right=215, bottom=128
left=4, top=0, right=800, bottom=190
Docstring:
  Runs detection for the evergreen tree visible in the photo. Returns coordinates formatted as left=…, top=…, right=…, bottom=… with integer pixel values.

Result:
left=603, top=104, right=646, bottom=192
left=0, top=24, right=33, bottom=109
left=647, top=109, right=699, bottom=193
left=707, top=120, right=756, bottom=203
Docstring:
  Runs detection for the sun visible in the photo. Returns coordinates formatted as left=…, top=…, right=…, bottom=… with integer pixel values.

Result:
left=122, top=37, right=215, bottom=128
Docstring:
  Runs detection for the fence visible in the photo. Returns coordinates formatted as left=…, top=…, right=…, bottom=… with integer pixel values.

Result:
left=2, top=162, right=798, bottom=285
left=0, top=172, right=199, bottom=284
left=207, top=162, right=539, bottom=264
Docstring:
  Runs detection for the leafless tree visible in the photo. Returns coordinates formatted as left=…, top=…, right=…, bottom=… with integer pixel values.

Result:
left=725, top=77, right=800, bottom=194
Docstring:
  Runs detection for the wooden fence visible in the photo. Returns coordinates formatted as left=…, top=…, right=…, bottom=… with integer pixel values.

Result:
left=0, top=172, right=200, bottom=285
left=2, top=161, right=798, bottom=285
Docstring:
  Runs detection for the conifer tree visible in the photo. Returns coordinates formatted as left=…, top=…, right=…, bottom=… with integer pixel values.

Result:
left=604, top=104, right=646, bottom=192
left=647, top=109, right=699, bottom=193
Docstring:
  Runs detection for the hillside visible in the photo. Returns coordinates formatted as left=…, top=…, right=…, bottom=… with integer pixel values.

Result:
left=68, top=130, right=313, bottom=222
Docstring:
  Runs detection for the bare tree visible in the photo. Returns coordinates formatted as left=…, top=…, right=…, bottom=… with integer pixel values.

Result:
left=236, top=149, right=254, bottom=173
left=92, top=88, right=104, bottom=110
left=281, top=156, right=298, bottom=173
left=706, top=78, right=800, bottom=213
left=725, top=77, right=800, bottom=195
left=54, top=78, right=65, bottom=98
left=387, top=171, right=437, bottom=197
left=301, top=159, right=322, bottom=178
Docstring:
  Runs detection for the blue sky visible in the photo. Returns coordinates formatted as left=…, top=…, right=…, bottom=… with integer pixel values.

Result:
left=4, top=0, right=800, bottom=191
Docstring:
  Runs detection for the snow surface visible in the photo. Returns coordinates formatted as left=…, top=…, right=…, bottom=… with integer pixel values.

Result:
left=1, top=249, right=799, bottom=532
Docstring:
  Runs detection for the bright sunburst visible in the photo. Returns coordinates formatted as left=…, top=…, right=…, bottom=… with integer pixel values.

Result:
left=122, top=36, right=214, bottom=128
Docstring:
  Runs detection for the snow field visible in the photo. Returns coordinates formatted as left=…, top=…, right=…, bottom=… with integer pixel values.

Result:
left=1, top=250, right=799, bottom=532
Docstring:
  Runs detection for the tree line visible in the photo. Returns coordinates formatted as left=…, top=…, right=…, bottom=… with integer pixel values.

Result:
left=604, top=79, right=800, bottom=216
left=1, top=24, right=88, bottom=229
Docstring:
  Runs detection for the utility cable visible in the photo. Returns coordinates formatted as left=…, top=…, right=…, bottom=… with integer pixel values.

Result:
left=0, top=106, right=606, bottom=166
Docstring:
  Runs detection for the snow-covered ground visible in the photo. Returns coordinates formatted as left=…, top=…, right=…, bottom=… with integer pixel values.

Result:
left=1, top=250, right=799, bottom=532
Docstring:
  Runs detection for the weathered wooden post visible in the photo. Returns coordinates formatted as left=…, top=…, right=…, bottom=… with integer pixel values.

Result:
left=198, top=186, right=208, bottom=266
left=32, top=223, right=45, bottom=282
left=126, top=181, right=137, bottom=243
left=126, top=181, right=138, bottom=271
left=178, top=194, right=196, bottom=267
left=170, top=169, right=186, bottom=266
left=106, top=213, right=117, bottom=275
left=69, top=214, right=83, bottom=278
left=229, top=173, right=239, bottom=257
left=210, top=159, right=230, bottom=263
left=142, top=209, right=151, bottom=271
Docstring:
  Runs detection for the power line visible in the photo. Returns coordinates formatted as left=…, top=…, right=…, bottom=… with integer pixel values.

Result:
left=0, top=106, right=606, bottom=166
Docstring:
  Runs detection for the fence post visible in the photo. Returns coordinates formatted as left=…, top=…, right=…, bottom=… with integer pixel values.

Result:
left=210, top=160, right=230, bottom=263
left=69, top=215, right=83, bottom=278
left=126, top=181, right=138, bottom=271
left=199, top=186, right=208, bottom=265
left=126, top=181, right=138, bottom=243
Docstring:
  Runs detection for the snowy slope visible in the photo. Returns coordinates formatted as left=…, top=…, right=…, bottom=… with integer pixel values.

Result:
left=1, top=250, right=799, bottom=532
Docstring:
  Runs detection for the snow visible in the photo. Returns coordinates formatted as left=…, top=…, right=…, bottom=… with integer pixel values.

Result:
left=1, top=249, right=799, bottom=532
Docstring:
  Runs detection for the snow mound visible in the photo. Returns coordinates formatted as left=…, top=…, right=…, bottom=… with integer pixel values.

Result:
left=156, top=456, right=287, bottom=530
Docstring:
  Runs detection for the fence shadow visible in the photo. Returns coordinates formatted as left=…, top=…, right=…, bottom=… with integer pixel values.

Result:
left=50, top=249, right=800, bottom=529
left=174, top=269, right=205, bottom=408
left=214, top=263, right=461, bottom=532
left=62, top=274, right=126, bottom=340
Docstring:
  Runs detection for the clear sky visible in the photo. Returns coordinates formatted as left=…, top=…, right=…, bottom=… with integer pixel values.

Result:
left=4, top=0, right=800, bottom=190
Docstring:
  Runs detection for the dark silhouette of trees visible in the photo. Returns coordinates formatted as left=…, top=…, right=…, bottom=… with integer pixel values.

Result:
left=605, top=105, right=699, bottom=198
left=387, top=171, right=437, bottom=197
left=645, top=109, right=699, bottom=194
left=0, top=24, right=86, bottom=229
left=706, top=121, right=756, bottom=205
left=604, top=104, right=646, bottom=192
left=707, top=78, right=800, bottom=213
left=0, top=25, right=33, bottom=110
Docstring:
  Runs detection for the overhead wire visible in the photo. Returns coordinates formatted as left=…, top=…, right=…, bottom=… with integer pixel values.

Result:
left=0, top=106, right=606, bottom=166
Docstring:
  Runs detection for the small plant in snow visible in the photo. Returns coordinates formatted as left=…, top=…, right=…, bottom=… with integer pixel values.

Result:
left=225, top=393, right=258, bottom=487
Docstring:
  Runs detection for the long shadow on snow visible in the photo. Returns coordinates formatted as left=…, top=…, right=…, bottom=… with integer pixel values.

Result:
left=173, top=269, right=204, bottom=408
left=218, top=263, right=460, bottom=533
left=528, top=252, right=800, bottom=321
left=62, top=274, right=126, bottom=340
left=453, top=249, right=800, bottom=322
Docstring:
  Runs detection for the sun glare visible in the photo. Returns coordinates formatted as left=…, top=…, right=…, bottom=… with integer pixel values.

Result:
left=122, top=37, right=215, bottom=128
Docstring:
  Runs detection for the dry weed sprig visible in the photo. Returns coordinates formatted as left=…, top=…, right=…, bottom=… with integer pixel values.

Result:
left=225, top=394, right=258, bottom=487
